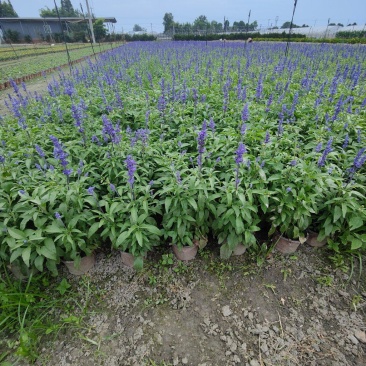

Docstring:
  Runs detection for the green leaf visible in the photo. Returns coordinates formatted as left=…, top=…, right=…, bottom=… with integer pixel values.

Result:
left=165, top=197, right=172, bottom=212
left=45, top=223, right=64, bottom=234
left=34, top=256, right=44, bottom=272
left=333, top=206, right=342, bottom=223
left=136, top=231, right=143, bottom=247
left=227, top=192, right=232, bottom=206
left=7, top=227, right=26, bottom=240
left=341, top=203, right=348, bottom=218
left=349, top=216, right=363, bottom=231
left=10, top=248, right=23, bottom=263
left=22, top=246, right=32, bottom=267
left=131, top=207, right=138, bottom=224
left=116, top=230, right=130, bottom=247
left=351, top=238, right=362, bottom=250
left=187, top=198, right=197, bottom=211
left=133, top=256, right=144, bottom=271
left=140, top=224, right=161, bottom=236
left=39, top=239, right=57, bottom=260
left=88, top=222, right=100, bottom=238
left=220, top=243, right=232, bottom=260
left=235, top=216, right=245, bottom=234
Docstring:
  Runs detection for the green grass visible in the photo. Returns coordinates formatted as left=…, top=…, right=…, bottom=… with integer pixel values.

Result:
left=0, top=42, right=122, bottom=84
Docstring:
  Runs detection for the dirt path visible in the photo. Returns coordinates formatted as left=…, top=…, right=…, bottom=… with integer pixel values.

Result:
left=25, top=244, right=366, bottom=366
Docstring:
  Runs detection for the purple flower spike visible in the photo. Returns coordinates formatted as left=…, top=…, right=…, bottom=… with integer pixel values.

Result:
left=235, top=142, right=246, bottom=165
left=241, top=104, right=249, bottom=122
left=110, top=183, right=116, bottom=192
left=176, top=171, right=182, bottom=184
left=264, top=131, right=270, bottom=144
left=317, top=137, right=333, bottom=167
left=35, top=144, right=45, bottom=158
left=208, top=117, right=215, bottom=133
left=55, top=212, right=61, bottom=219
left=125, top=155, right=137, bottom=188
left=87, top=186, right=95, bottom=195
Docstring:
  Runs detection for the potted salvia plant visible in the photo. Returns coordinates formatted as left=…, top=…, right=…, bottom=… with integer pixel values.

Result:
left=4, top=185, right=62, bottom=278
left=159, top=164, right=201, bottom=261
left=268, top=159, right=325, bottom=254
left=46, top=184, right=98, bottom=275
left=212, top=142, right=261, bottom=259
left=105, top=155, right=162, bottom=270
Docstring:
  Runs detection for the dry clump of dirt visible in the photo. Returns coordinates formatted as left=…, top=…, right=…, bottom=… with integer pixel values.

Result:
left=26, top=244, right=366, bottom=366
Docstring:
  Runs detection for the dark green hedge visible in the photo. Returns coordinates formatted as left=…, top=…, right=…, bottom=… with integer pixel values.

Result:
left=336, top=30, right=366, bottom=39
left=173, top=32, right=306, bottom=41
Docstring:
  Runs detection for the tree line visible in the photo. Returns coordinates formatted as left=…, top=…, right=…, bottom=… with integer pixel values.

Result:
left=163, top=13, right=258, bottom=34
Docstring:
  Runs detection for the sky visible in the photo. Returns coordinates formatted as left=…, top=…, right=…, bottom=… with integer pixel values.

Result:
left=8, top=0, right=366, bottom=33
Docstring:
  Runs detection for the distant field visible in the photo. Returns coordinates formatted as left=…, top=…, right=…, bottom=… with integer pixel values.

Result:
left=0, top=42, right=122, bottom=84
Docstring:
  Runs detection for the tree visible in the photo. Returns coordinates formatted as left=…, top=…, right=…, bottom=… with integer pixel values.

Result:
left=133, top=24, right=146, bottom=32
left=93, top=19, right=107, bottom=41
left=0, top=0, right=18, bottom=17
left=224, top=19, right=230, bottom=32
left=281, top=21, right=299, bottom=29
left=40, top=0, right=81, bottom=17
left=193, top=15, right=209, bottom=30
left=163, top=12, right=174, bottom=34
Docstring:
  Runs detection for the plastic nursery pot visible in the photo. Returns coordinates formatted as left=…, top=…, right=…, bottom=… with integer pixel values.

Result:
left=232, top=243, right=247, bottom=256
left=306, top=230, right=327, bottom=247
left=64, top=253, right=95, bottom=275
left=172, top=244, right=198, bottom=261
left=275, top=235, right=301, bottom=254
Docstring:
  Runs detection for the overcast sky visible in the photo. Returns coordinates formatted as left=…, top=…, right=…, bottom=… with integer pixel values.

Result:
left=8, top=0, right=366, bottom=33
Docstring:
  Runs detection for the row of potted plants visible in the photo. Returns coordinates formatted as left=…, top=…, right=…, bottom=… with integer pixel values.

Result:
left=1, top=41, right=365, bottom=276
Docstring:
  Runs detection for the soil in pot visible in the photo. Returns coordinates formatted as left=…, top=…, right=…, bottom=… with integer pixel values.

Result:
left=172, top=244, right=198, bottom=261
left=306, top=230, right=327, bottom=247
left=64, top=253, right=95, bottom=275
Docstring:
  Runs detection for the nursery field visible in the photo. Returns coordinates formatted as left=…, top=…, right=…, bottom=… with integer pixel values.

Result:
left=1, top=41, right=366, bottom=274
left=0, top=40, right=366, bottom=365
left=0, top=42, right=122, bottom=84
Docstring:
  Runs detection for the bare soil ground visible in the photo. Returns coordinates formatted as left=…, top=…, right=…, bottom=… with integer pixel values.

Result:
left=14, top=242, right=365, bottom=366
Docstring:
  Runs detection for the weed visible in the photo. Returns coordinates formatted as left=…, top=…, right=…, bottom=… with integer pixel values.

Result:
left=316, top=275, right=333, bottom=286
left=263, top=283, right=277, bottom=294
left=56, top=278, right=71, bottom=295
left=280, top=268, right=292, bottom=282
left=329, top=254, right=349, bottom=273
left=159, top=254, right=174, bottom=268
left=173, top=261, right=188, bottom=274
left=351, top=294, right=362, bottom=311
left=148, top=275, right=157, bottom=286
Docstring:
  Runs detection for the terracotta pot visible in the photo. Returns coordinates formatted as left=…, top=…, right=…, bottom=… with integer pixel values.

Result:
left=172, top=244, right=198, bottom=261
left=275, top=235, right=301, bottom=254
left=306, top=230, right=327, bottom=247
left=64, top=253, right=95, bottom=275
left=120, top=251, right=135, bottom=268
left=233, top=243, right=247, bottom=256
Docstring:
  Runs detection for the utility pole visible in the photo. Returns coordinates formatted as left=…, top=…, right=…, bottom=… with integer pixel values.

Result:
left=85, top=0, right=96, bottom=44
